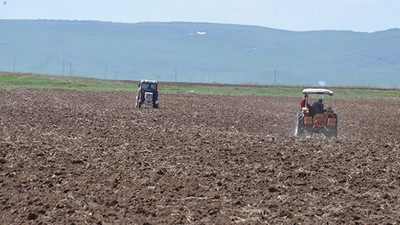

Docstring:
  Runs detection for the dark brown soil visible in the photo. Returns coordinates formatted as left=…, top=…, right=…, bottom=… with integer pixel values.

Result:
left=1, top=90, right=399, bottom=224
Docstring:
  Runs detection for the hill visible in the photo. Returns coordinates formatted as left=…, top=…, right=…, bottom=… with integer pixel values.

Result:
left=0, top=19, right=399, bottom=87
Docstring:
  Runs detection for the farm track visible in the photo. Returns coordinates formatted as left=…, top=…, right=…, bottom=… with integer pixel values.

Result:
left=0, top=89, right=399, bottom=224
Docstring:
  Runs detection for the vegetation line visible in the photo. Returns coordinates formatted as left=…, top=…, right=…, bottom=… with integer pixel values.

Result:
left=0, top=72, right=399, bottom=100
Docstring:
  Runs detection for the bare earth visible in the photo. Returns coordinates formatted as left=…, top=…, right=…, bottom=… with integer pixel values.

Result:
left=1, top=90, right=399, bottom=224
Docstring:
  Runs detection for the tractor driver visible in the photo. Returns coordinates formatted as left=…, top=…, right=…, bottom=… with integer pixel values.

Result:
left=312, top=98, right=325, bottom=115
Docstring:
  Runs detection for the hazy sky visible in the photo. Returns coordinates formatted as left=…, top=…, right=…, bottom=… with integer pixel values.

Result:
left=0, top=0, right=399, bottom=32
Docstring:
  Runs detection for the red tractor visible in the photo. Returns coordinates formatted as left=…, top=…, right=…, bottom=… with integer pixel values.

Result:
left=295, top=88, right=338, bottom=137
left=135, top=80, right=159, bottom=109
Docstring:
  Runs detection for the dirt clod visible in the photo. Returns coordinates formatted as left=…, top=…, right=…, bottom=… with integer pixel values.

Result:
left=27, top=213, right=38, bottom=220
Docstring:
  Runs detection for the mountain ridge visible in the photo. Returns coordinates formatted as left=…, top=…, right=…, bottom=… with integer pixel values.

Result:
left=0, top=19, right=399, bottom=87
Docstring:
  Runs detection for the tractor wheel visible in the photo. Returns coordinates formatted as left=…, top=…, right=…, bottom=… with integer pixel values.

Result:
left=333, top=129, right=338, bottom=137
left=153, top=101, right=159, bottom=109
left=295, top=111, right=304, bottom=137
left=334, top=116, right=338, bottom=137
left=329, top=116, right=338, bottom=137
left=332, top=126, right=338, bottom=137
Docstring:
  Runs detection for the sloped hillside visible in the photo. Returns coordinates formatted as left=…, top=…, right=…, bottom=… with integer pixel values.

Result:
left=0, top=20, right=399, bottom=87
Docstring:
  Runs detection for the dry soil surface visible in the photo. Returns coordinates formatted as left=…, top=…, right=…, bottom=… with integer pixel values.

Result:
left=1, top=90, right=400, bottom=224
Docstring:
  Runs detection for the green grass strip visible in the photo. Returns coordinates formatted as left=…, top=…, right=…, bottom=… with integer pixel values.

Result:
left=0, top=73, right=399, bottom=100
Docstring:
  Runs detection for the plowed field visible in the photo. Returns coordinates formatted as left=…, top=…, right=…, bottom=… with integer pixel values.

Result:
left=1, top=90, right=399, bottom=224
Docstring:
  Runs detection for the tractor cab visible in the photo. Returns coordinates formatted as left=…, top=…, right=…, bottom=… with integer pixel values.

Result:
left=301, top=88, right=334, bottom=115
left=295, top=88, right=338, bottom=137
left=135, top=80, right=159, bottom=108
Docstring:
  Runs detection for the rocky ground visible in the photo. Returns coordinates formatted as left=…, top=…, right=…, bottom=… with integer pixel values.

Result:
left=1, top=89, right=399, bottom=224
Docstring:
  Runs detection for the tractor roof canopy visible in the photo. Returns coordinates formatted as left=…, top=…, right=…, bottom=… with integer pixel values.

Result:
left=302, top=88, right=333, bottom=96
left=140, top=79, right=157, bottom=84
